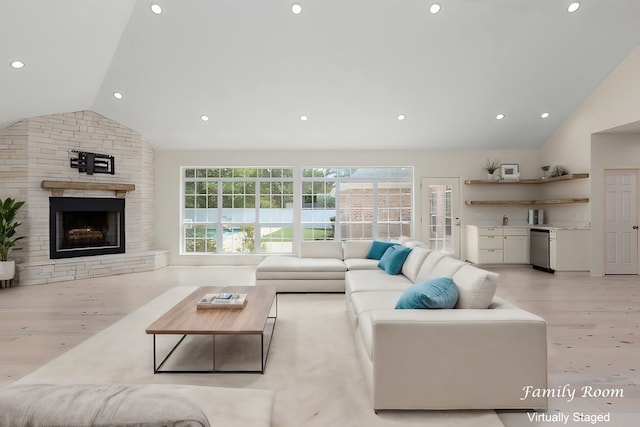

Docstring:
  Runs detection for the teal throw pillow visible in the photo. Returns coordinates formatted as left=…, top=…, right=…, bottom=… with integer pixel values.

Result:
left=367, top=240, right=396, bottom=260
left=378, top=245, right=412, bottom=275
left=395, top=277, right=459, bottom=309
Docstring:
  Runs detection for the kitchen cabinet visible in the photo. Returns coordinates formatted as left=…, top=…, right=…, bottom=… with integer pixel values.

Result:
left=503, top=228, right=530, bottom=264
left=466, top=226, right=530, bottom=264
left=549, top=229, right=590, bottom=272
left=466, top=226, right=503, bottom=264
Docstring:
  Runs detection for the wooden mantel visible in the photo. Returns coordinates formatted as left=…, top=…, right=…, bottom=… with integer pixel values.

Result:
left=41, top=180, right=135, bottom=198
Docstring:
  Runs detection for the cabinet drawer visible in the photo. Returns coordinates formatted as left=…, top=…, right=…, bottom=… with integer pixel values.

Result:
left=478, top=235, right=503, bottom=249
left=477, top=227, right=504, bottom=236
left=503, top=227, right=528, bottom=236
left=478, top=249, right=503, bottom=264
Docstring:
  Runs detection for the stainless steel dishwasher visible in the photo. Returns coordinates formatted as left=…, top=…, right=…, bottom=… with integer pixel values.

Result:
left=530, top=229, right=553, bottom=272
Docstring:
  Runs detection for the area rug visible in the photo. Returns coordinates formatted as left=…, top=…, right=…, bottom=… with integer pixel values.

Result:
left=12, top=287, right=503, bottom=427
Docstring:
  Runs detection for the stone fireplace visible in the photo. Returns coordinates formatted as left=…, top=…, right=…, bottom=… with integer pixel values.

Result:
left=0, top=110, right=167, bottom=285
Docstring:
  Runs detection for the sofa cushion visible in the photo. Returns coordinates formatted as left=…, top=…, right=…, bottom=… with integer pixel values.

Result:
left=351, top=291, right=404, bottom=317
left=256, top=256, right=347, bottom=273
left=344, top=239, right=373, bottom=259
left=378, top=245, right=412, bottom=275
left=452, top=264, right=499, bottom=309
left=0, top=383, right=211, bottom=427
left=401, top=246, right=431, bottom=282
left=299, top=241, right=343, bottom=258
left=256, top=257, right=347, bottom=280
left=366, top=240, right=396, bottom=260
left=424, top=256, right=467, bottom=280
left=400, top=239, right=423, bottom=248
left=344, top=258, right=380, bottom=270
left=394, top=277, right=459, bottom=309
left=414, top=251, right=451, bottom=282
left=345, top=270, right=413, bottom=295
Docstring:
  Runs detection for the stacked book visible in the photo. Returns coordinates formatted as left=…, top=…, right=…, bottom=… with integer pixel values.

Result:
left=197, top=292, right=247, bottom=310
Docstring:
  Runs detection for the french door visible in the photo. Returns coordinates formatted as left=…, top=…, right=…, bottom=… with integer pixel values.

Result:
left=421, top=178, right=461, bottom=258
left=605, top=169, right=638, bottom=274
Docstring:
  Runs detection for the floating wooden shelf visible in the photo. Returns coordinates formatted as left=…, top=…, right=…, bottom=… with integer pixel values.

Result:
left=41, top=180, right=135, bottom=198
left=464, top=173, right=589, bottom=185
left=464, top=173, right=589, bottom=206
left=465, top=198, right=589, bottom=206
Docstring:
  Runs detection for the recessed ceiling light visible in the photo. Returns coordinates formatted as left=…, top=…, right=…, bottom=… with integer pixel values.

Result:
left=496, top=113, right=505, bottom=120
left=300, top=115, right=308, bottom=121
left=291, top=3, right=302, bottom=14
left=150, top=4, right=162, bottom=15
left=568, top=2, right=580, bottom=13
left=200, top=115, right=209, bottom=122
left=113, top=92, right=123, bottom=100
left=397, top=114, right=406, bottom=121
left=429, top=4, right=441, bottom=14
left=540, top=112, right=550, bottom=119
left=10, top=60, right=24, bottom=69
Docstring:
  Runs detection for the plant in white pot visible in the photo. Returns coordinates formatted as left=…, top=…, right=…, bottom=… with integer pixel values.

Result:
left=483, top=159, right=500, bottom=181
left=0, top=197, right=25, bottom=285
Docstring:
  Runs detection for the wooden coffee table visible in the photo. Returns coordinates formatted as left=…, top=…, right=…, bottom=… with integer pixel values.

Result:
left=146, top=286, right=277, bottom=374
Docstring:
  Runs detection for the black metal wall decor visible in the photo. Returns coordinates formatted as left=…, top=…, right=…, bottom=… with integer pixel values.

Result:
left=70, top=150, right=115, bottom=175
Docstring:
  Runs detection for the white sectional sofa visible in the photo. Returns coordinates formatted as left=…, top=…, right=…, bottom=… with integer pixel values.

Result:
left=256, top=238, right=548, bottom=411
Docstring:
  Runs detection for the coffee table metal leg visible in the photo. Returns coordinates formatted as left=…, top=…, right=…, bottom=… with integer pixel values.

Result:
left=154, top=334, right=187, bottom=373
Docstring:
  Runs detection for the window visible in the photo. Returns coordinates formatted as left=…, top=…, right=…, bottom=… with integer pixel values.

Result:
left=302, top=167, right=412, bottom=240
left=182, top=168, right=294, bottom=254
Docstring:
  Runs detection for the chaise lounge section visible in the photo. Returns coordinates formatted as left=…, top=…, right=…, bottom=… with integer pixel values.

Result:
left=255, top=240, right=378, bottom=292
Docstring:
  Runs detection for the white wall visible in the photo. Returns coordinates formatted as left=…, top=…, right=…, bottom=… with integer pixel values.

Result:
left=540, top=43, right=640, bottom=274
left=155, top=148, right=541, bottom=265
left=540, top=43, right=640, bottom=171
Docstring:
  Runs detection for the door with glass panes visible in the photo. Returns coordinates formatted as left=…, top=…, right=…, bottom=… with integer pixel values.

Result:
left=421, top=178, right=460, bottom=257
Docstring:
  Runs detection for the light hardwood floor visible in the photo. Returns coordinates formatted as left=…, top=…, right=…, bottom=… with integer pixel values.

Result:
left=1, top=266, right=638, bottom=425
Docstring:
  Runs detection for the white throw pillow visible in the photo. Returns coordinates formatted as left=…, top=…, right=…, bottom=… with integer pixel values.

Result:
left=401, top=246, right=431, bottom=282
left=425, top=257, right=468, bottom=280
left=452, top=265, right=499, bottom=309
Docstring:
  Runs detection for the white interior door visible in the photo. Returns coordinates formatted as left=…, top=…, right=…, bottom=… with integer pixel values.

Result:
left=421, top=178, right=460, bottom=258
left=605, top=169, right=638, bottom=274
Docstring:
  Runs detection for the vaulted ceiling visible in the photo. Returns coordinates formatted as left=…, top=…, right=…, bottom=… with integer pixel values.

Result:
left=2, top=0, right=640, bottom=151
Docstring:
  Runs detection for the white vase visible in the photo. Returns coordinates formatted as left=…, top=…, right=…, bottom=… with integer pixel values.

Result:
left=0, top=260, right=16, bottom=281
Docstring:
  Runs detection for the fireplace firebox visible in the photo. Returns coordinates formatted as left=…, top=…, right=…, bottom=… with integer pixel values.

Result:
left=49, top=197, right=125, bottom=259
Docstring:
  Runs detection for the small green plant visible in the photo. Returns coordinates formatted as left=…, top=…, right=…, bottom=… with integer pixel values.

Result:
left=550, top=165, right=569, bottom=178
left=0, top=197, right=25, bottom=261
left=483, top=159, right=500, bottom=175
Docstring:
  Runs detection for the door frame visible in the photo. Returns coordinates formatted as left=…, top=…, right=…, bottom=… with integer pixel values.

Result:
left=420, top=177, right=461, bottom=258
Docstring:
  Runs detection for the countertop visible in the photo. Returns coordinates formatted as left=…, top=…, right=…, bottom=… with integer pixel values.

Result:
left=468, top=224, right=591, bottom=231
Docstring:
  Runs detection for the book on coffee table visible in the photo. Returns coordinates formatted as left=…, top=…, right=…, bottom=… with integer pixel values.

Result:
left=197, top=293, right=247, bottom=310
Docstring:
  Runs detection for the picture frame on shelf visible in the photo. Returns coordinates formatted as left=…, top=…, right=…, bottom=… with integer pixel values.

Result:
left=501, top=164, right=520, bottom=180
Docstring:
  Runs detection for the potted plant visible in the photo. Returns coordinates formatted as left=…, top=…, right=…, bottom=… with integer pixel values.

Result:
left=483, top=159, right=500, bottom=181
left=0, top=197, right=25, bottom=285
left=540, top=165, right=550, bottom=179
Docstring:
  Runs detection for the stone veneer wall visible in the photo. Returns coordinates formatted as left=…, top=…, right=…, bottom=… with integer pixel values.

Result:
left=0, top=111, right=167, bottom=285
